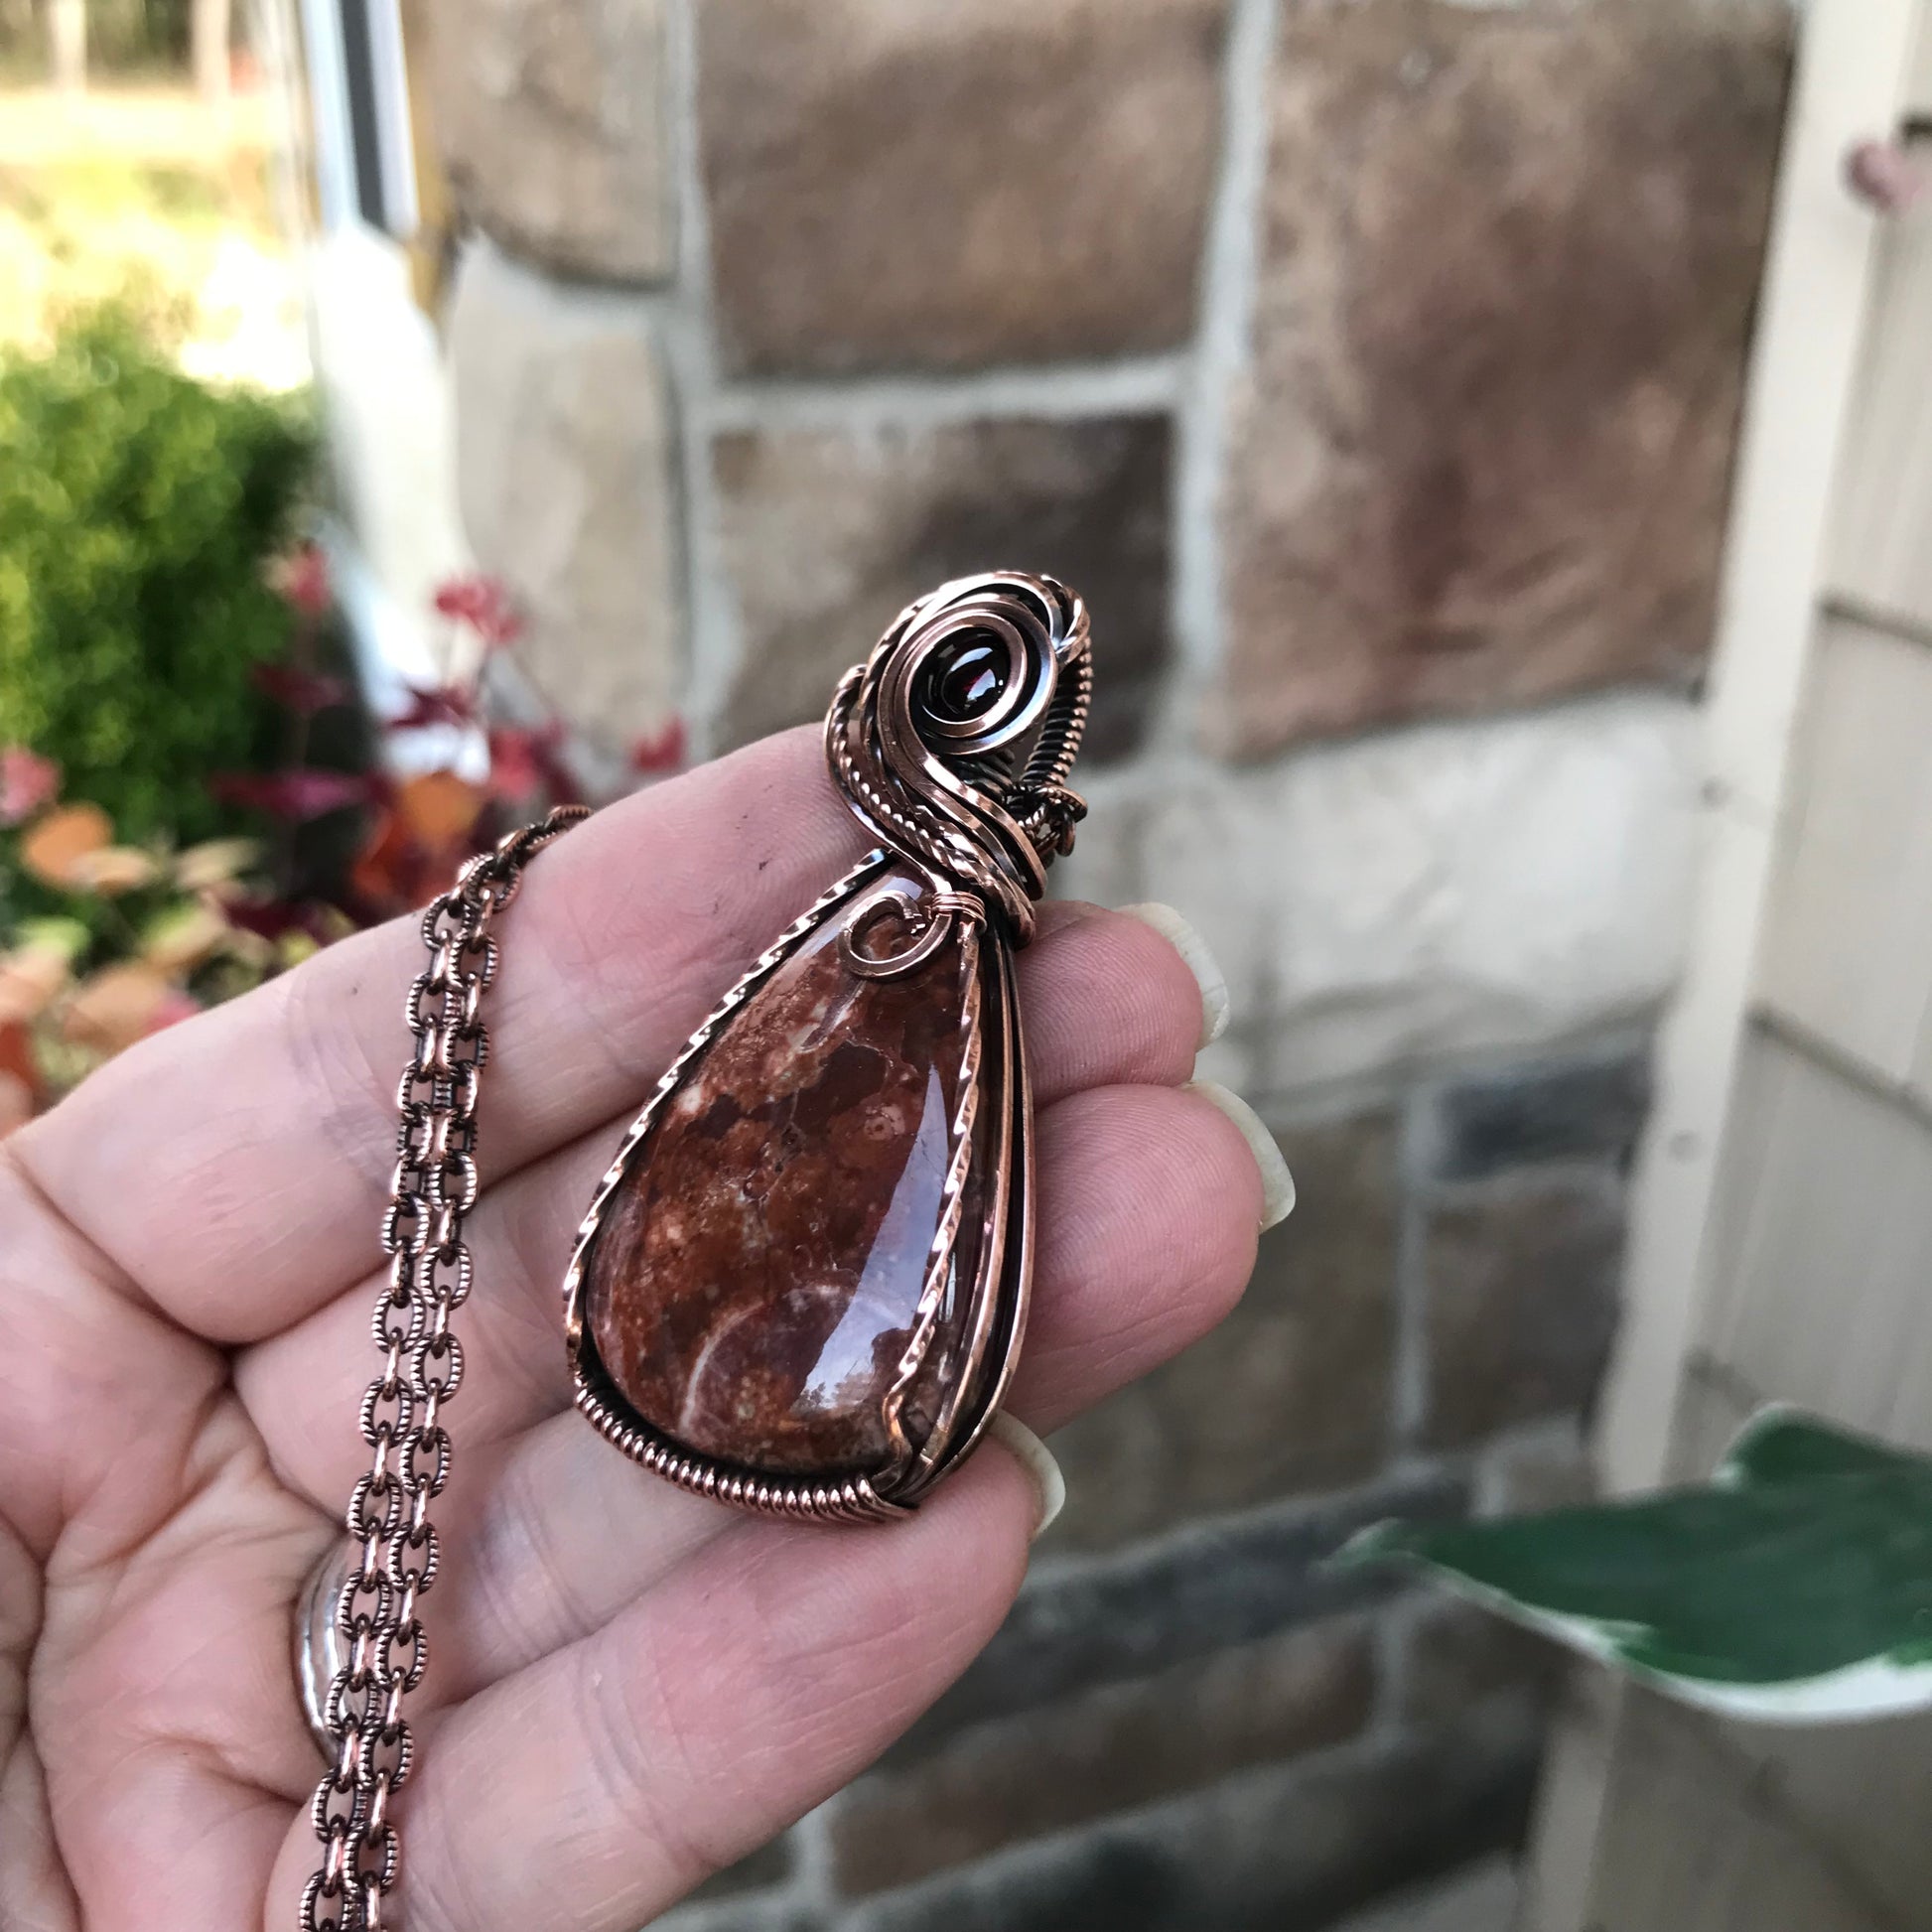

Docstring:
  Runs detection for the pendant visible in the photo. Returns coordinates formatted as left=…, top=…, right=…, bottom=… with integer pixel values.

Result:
left=564, top=573, right=1092, bottom=1521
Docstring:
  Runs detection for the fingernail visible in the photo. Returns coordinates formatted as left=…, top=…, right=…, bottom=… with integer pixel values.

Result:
left=1187, top=1080, right=1297, bottom=1229
left=1118, top=901, right=1229, bottom=1048
left=989, top=1412, right=1065, bottom=1540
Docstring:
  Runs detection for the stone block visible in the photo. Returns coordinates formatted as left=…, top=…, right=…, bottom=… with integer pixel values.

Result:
left=830, top=1620, right=1373, bottom=1896
left=1423, top=1174, right=1625, bottom=1449
left=1425, top=1041, right=1652, bottom=1183
left=1213, top=0, right=1791, bottom=757
left=906, top=1469, right=1466, bottom=1750
left=1136, top=695, right=1700, bottom=1096
left=449, top=242, right=681, bottom=762
left=712, top=416, right=1172, bottom=760
left=698, top=0, right=1227, bottom=372
left=423, top=0, right=672, bottom=283
left=1046, top=1111, right=1398, bottom=1554
left=841, top=1720, right=1541, bottom=1932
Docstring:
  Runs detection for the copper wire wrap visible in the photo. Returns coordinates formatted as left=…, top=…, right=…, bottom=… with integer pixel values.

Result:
left=825, top=571, right=1092, bottom=947
left=562, top=570, right=1091, bottom=1524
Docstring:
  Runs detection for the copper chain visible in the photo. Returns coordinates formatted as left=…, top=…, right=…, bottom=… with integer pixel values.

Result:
left=301, top=806, right=588, bottom=1932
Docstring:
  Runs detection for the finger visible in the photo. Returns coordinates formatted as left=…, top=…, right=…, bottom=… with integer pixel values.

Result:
left=393, top=1083, right=1264, bottom=1704
left=233, top=904, right=1217, bottom=1508
left=14, top=729, right=866, bottom=1344
left=265, top=1448, right=1039, bottom=1932
left=1008, top=1081, right=1264, bottom=1424
left=24, top=1392, right=333, bottom=1932
left=1018, top=898, right=1207, bottom=1097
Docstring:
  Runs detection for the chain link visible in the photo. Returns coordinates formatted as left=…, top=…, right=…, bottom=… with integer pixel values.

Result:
left=302, top=806, right=588, bottom=1932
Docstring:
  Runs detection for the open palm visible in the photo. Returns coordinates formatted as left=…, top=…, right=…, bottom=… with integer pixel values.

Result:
left=0, top=729, right=1265, bottom=1931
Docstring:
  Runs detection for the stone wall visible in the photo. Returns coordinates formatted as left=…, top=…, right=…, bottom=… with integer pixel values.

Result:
left=421, top=0, right=1793, bottom=1924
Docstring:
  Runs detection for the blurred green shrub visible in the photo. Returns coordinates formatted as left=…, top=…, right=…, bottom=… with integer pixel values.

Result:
left=0, top=306, right=316, bottom=843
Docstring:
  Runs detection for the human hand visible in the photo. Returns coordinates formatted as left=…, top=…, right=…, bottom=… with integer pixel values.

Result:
left=0, top=729, right=1274, bottom=1930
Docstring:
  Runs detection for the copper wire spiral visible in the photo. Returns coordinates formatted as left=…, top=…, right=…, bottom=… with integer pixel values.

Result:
left=824, top=571, right=1092, bottom=946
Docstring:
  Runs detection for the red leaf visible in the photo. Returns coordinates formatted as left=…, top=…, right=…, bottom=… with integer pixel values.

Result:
left=432, top=573, right=525, bottom=648
left=431, top=577, right=485, bottom=622
left=390, top=682, right=480, bottom=731
left=486, top=726, right=544, bottom=801
left=223, top=897, right=333, bottom=943
left=487, top=722, right=583, bottom=806
left=253, top=662, right=350, bottom=716
left=209, top=769, right=372, bottom=821
left=628, top=718, right=688, bottom=774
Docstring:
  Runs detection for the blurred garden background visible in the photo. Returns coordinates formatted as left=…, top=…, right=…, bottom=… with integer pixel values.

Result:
left=0, top=1, right=665, bottom=1135
left=2, top=3, right=314, bottom=1129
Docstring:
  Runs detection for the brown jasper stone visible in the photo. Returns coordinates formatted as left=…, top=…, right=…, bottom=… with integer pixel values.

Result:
left=584, top=876, right=983, bottom=1475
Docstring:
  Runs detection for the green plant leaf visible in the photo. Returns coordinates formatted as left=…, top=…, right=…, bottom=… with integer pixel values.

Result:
left=1340, top=1408, right=1932, bottom=1724
left=12, top=916, right=90, bottom=961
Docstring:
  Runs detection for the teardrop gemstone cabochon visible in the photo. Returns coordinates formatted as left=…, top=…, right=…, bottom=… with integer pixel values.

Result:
left=577, top=867, right=1003, bottom=1482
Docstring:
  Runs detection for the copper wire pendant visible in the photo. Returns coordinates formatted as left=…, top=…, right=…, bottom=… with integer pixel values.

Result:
left=563, top=573, right=1092, bottom=1522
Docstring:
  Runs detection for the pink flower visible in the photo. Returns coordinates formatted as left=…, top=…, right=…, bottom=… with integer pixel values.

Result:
left=0, top=747, right=61, bottom=826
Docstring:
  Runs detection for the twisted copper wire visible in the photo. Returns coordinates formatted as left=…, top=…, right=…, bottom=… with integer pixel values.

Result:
left=825, top=571, right=1092, bottom=945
